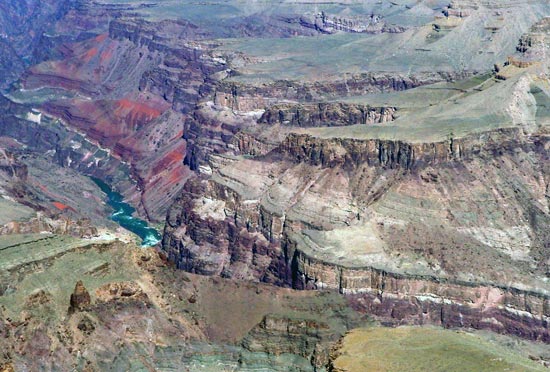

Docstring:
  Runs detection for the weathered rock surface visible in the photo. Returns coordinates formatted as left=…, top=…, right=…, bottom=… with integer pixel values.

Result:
left=299, top=11, right=406, bottom=35
left=69, top=280, right=91, bottom=313
left=163, top=37, right=550, bottom=342
left=0, top=234, right=372, bottom=371
left=3, top=0, right=550, bottom=369
left=0, top=0, right=79, bottom=88
left=213, top=71, right=473, bottom=112
left=259, top=103, right=396, bottom=127
left=0, top=139, right=105, bottom=236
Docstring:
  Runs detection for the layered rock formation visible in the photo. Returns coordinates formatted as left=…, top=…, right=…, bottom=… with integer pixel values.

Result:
left=0, top=233, right=372, bottom=371
left=299, top=11, right=406, bottom=35
left=18, top=15, right=230, bottom=221
left=259, top=103, right=397, bottom=127
left=0, top=0, right=78, bottom=88
left=213, top=71, right=472, bottom=112
left=3, top=0, right=550, bottom=369
left=161, top=8, right=550, bottom=343
left=164, top=126, right=550, bottom=344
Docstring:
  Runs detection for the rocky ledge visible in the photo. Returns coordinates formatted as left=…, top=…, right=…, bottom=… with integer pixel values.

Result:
left=163, top=124, right=550, bottom=342
left=258, top=102, right=397, bottom=128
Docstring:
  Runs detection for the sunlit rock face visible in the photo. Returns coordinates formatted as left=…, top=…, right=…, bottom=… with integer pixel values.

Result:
left=160, top=0, right=550, bottom=342
left=2, top=1, right=550, bottom=370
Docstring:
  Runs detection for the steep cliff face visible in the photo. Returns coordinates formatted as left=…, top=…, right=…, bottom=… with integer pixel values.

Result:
left=18, top=17, right=228, bottom=221
left=5, top=1, right=550, bottom=371
left=259, top=103, right=396, bottom=127
left=213, top=70, right=474, bottom=112
left=0, top=0, right=78, bottom=88
left=13, top=12, right=240, bottom=223
left=163, top=124, right=550, bottom=341
left=160, top=17, right=550, bottom=307
left=298, top=11, right=406, bottom=35
left=184, top=70, right=472, bottom=173
left=293, top=249, right=550, bottom=342
left=277, top=128, right=541, bottom=169
left=243, top=314, right=339, bottom=370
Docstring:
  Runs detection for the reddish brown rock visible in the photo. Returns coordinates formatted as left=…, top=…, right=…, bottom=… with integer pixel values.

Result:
left=69, top=281, right=91, bottom=314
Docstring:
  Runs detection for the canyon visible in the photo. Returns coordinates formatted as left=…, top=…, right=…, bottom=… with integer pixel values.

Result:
left=0, top=0, right=550, bottom=371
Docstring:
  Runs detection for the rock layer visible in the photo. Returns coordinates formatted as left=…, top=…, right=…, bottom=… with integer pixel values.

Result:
left=259, top=103, right=397, bottom=127
left=163, top=124, right=550, bottom=341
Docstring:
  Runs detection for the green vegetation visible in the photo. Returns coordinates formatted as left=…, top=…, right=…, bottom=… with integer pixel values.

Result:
left=0, top=236, right=136, bottom=320
left=0, top=234, right=84, bottom=272
left=297, top=71, right=546, bottom=142
left=0, top=198, right=34, bottom=225
left=217, top=29, right=463, bottom=83
left=332, top=326, right=547, bottom=372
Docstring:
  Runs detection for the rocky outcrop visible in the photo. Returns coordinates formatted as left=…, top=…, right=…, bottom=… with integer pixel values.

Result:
left=182, top=106, right=251, bottom=171
left=95, top=281, right=147, bottom=303
left=292, top=249, right=550, bottom=341
left=278, top=127, right=546, bottom=169
left=232, top=131, right=279, bottom=157
left=108, top=18, right=209, bottom=49
left=259, top=103, right=396, bottom=127
left=186, top=69, right=465, bottom=171
left=4, top=0, right=550, bottom=368
left=163, top=177, right=286, bottom=283
left=0, top=216, right=98, bottom=238
left=0, top=149, right=28, bottom=180
left=443, top=1, right=475, bottom=18
left=242, top=314, right=336, bottom=369
left=214, top=70, right=474, bottom=111
left=163, top=125, right=550, bottom=342
left=299, top=11, right=406, bottom=34
left=68, top=280, right=91, bottom=313
left=513, top=17, right=550, bottom=66
left=0, top=363, right=15, bottom=372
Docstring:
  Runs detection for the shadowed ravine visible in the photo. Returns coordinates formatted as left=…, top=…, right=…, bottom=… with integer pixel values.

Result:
left=92, top=177, right=161, bottom=247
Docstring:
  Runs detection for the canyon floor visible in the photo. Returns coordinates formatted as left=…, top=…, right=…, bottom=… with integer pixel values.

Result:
left=0, top=0, right=550, bottom=371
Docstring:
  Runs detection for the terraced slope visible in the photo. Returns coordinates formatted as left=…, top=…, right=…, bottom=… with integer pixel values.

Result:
left=0, top=233, right=370, bottom=371
left=162, top=3, right=550, bottom=343
left=1, top=0, right=550, bottom=370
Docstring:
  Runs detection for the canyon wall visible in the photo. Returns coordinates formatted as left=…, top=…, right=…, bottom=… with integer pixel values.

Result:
left=258, top=103, right=397, bottom=127
left=163, top=126, right=550, bottom=341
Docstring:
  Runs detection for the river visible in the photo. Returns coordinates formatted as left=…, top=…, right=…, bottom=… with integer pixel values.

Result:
left=92, top=178, right=162, bottom=247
